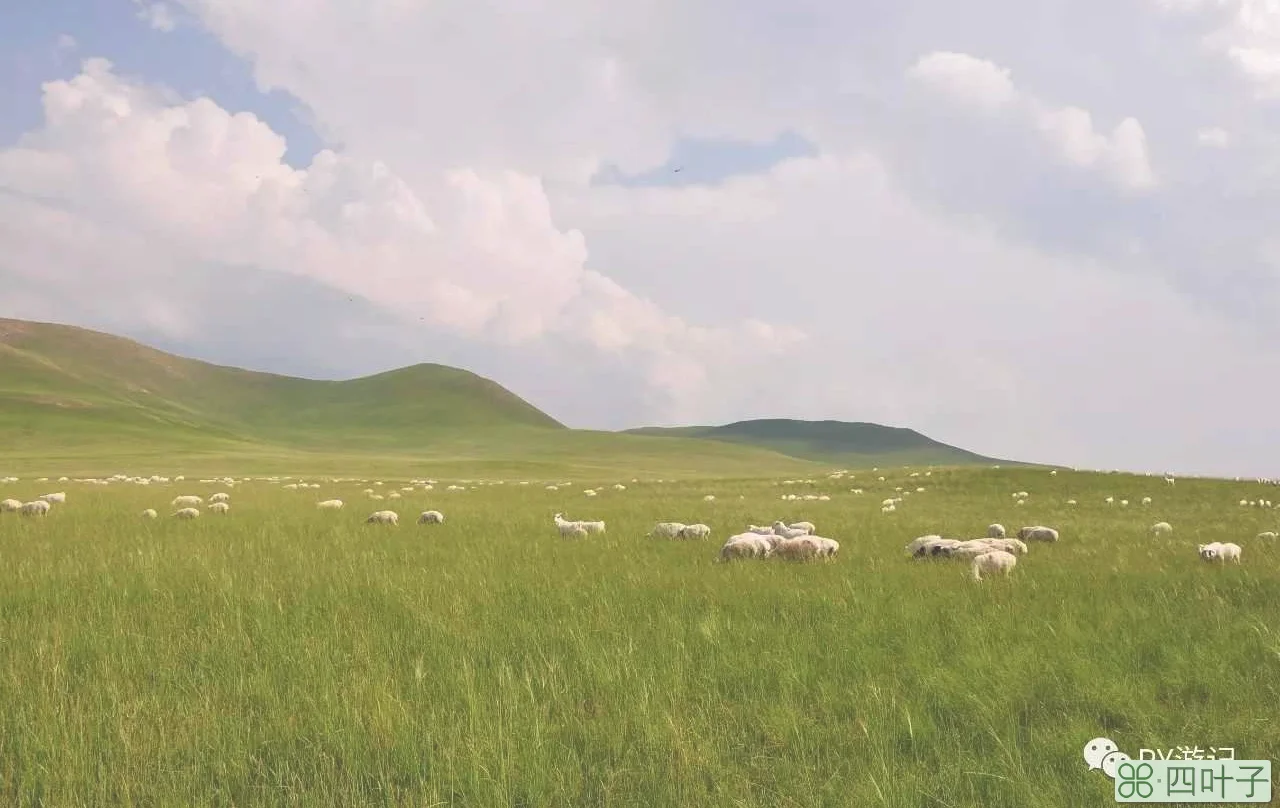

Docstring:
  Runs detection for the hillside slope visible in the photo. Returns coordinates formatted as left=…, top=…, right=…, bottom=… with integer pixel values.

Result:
left=625, top=418, right=1015, bottom=467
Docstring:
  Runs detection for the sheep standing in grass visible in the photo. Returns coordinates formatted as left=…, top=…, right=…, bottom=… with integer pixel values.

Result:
left=0, top=499, right=20, bottom=512
left=317, top=499, right=344, bottom=510
left=172, top=495, right=202, bottom=508
left=366, top=510, right=399, bottom=525
left=718, top=533, right=773, bottom=561
left=1017, top=526, right=1059, bottom=543
left=580, top=519, right=606, bottom=535
left=209, top=502, right=230, bottom=515
left=209, top=493, right=230, bottom=504
left=788, top=521, right=816, bottom=534
left=21, top=500, right=51, bottom=516
left=171, top=507, right=200, bottom=519
left=808, top=536, right=840, bottom=559
left=986, top=524, right=1006, bottom=538
left=1150, top=522, right=1173, bottom=536
left=648, top=522, right=687, bottom=539
left=40, top=492, right=66, bottom=504
left=141, top=509, right=158, bottom=519
left=1199, top=542, right=1242, bottom=563
left=773, top=537, right=821, bottom=561
left=417, top=510, right=445, bottom=524
left=746, top=525, right=775, bottom=535
left=771, top=521, right=809, bottom=539
left=562, top=524, right=589, bottom=540
left=972, top=550, right=1018, bottom=581
left=678, top=524, right=711, bottom=540
left=1257, top=531, right=1278, bottom=540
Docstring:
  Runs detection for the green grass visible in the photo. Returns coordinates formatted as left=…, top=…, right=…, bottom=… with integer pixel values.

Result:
left=2, top=465, right=1277, bottom=806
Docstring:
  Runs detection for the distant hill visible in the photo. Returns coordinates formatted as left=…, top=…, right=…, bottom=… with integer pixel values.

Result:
left=0, top=318, right=825, bottom=475
left=624, top=419, right=1013, bottom=468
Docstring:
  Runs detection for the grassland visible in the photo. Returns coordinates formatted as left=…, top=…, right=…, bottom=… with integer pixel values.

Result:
left=2, top=465, right=1278, bottom=807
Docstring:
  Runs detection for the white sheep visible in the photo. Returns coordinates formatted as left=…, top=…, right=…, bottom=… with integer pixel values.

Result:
left=1141, top=496, right=1152, bottom=505
left=171, top=507, right=200, bottom=519
left=1198, top=542, right=1242, bottom=564
left=0, top=499, right=21, bottom=512
left=1257, top=531, right=1278, bottom=540
left=209, top=493, right=230, bottom=503
left=788, top=521, right=816, bottom=534
left=317, top=499, right=344, bottom=510
left=1017, top=525, right=1059, bottom=543
left=562, top=524, right=589, bottom=540
left=746, top=525, right=775, bottom=535
left=581, top=520, right=606, bottom=534
left=417, top=510, right=445, bottom=524
left=172, top=495, right=202, bottom=508
left=678, top=524, right=711, bottom=540
left=808, top=536, right=840, bottom=559
left=366, top=510, right=399, bottom=525
left=718, top=533, right=772, bottom=561
left=208, top=502, right=230, bottom=514
left=986, top=523, right=1006, bottom=538
left=972, top=550, right=1018, bottom=581
left=20, top=500, right=51, bottom=516
left=1150, top=522, right=1173, bottom=536
left=40, top=492, right=66, bottom=503
left=905, top=535, right=947, bottom=557
left=141, top=509, right=158, bottom=519
left=772, top=536, right=821, bottom=561
left=648, top=522, right=687, bottom=539
left=771, top=521, right=809, bottom=539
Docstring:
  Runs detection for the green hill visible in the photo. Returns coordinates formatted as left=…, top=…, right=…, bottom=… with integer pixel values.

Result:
left=0, top=318, right=826, bottom=476
left=624, top=418, right=1016, bottom=468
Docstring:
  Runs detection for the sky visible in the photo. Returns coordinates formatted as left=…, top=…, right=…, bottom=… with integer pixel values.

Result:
left=2, top=0, right=1279, bottom=478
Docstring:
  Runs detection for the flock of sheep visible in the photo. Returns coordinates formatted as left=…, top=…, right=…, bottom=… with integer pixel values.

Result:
left=3, top=470, right=1271, bottom=581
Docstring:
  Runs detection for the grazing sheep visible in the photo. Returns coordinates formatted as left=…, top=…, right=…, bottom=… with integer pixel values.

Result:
left=172, top=495, right=202, bottom=508
left=771, top=521, right=809, bottom=539
left=972, top=550, right=1018, bottom=581
left=1150, top=521, right=1173, bottom=536
left=703, top=495, right=716, bottom=502
left=986, top=523, right=1006, bottom=538
left=808, top=536, right=840, bottom=559
left=209, top=493, right=230, bottom=504
left=0, top=499, right=21, bottom=512
left=580, top=520, right=606, bottom=534
left=773, top=537, right=821, bottom=561
left=40, top=492, right=66, bottom=504
left=553, top=513, right=583, bottom=538
left=208, top=502, right=230, bottom=514
left=1066, top=499, right=1078, bottom=506
left=171, top=507, right=200, bottom=519
left=366, top=510, right=399, bottom=525
left=317, top=499, right=344, bottom=510
left=718, top=533, right=772, bottom=561
left=678, top=523, right=712, bottom=540
left=1257, top=531, right=1278, bottom=540
left=746, top=525, right=775, bottom=535
left=1199, top=542, right=1242, bottom=563
left=905, top=535, right=946, bottom=556
left=21, top=500, right=51, bottom=516
left=1017, top=525, right=1059, bottom=543
left=788, top=521, right=816, bottom=534
left=562, top=524, right=589, bottom=540
left=417, top=510, right=445, bottom=524
left=1141, top=496, right=1152, bottom=505
left=141, top=509, right=158, bottom=519
left=649, top=522, right=687, bottom=539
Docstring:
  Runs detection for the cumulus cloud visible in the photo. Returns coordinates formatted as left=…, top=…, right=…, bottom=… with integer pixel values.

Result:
left=4, top=1, right=1280, bottom=476
left=0, top=59, right=802, bottom=421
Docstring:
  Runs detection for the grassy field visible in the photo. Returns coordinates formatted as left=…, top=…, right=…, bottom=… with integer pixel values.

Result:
left=1, top=464, right=1278, bottom=807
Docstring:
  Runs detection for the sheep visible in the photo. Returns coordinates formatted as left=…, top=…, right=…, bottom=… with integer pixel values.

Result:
left=366, top=510, right=399, bottom=525
left=208, top=502, right=230, bottom=514
left=1141, top=496, right=1152, bottom=505
left=209, top=493, right=230, bottom=504
left=581, top=520, right=606, bottom=534
left=939, top=539, right=1011, bottom=560
left=40, top=492, right=66, bottom=503
left=21, top=500, right=51, bottom=516
left=553, top=513, right=583, bottom=537
left=141, top=509, right=158, bottom=519
left=172, top=495, right=203, bottom=508
left=962, top=537, right=1028, bottom=556
left=1017, top=525, right=1059, bottom=542
left=678, top=523, right=711, bottom=540
left=562, top=524, right=589, bottom=540
left=905, top=535, right=946, bottom=556
left=746, top=525, right=775, bottom=535
left=1198, top=542, right=1242, bottom=564
left=648, top=522, right=687, bottom=539
left=773, top=536, right=822, bottom=561
left=703, top=494, right=716, bottom=502
left=0, top=499, right=21, bottom=512
left=317, top=499, right=344, bottom=510
left=972, top=550, right=1018, bottom=581
left=1150, top=522, right=1173, bottom=536
left=788, top=521, right=816, bottom=534
left=417, top=510, right=445, bottom=524
left=718, top=533, right=772, bottom=561
left=771, top=521, right=809, bottom=539
left=986, top=523, right=1006, bottom=538
left=171, top=507, right=200, bottom=519
left=1257, top=531, right=1278, bottom=540
left=808, top=536, right=840, bottom=559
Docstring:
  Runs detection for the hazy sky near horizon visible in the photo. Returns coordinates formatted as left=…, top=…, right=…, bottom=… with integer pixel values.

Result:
left=3, top=0, right=1280, bottom=478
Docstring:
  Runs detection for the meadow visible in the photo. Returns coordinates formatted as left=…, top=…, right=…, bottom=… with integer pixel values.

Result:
left=1, top=465, right=1278, bottom=807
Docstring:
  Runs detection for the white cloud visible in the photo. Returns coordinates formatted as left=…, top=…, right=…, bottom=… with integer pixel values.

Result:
left=907, top=51, right=1018, bottom=112
left=56, top=34, right=78, bottom=52
left=135, top=1, right=177, bottom=32
left=1197, top=126, right=1232, bottom=146
left=1153, top=0, right=1280, bottom=96
left=1033, top=105, right=1157, bottom=190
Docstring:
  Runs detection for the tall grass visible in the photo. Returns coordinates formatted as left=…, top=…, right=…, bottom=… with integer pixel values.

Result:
left=1, top=467, right=1277, bottom=806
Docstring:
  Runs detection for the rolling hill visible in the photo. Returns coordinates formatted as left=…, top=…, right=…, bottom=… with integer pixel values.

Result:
left=0, top=317, right=1014, bottom=475
left=624, top=419, right=1015, bottom=468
